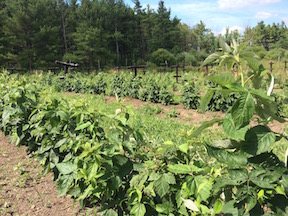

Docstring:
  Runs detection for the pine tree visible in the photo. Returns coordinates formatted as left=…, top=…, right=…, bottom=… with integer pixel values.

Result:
left=4, top=0, right=61, bottom=70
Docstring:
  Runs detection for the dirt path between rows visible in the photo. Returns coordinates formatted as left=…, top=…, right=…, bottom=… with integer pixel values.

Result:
left=0, top=133, right=95, bottom=216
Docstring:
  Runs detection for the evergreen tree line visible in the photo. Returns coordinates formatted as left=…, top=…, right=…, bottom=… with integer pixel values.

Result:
left=0, top=0, right=288, bottom=71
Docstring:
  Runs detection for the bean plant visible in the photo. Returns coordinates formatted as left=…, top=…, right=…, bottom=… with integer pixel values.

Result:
left=1, top=38, right=288, bottom=216
left=194, top=36, right=288, bottom=214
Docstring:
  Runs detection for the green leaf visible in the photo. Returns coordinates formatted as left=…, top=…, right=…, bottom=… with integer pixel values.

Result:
left=163, top=173, right=176, bottom=185
left=67, top=186, right=81, bottom=197
left=168, top=164, right=203, bottom=175
left=253, top=95, right=285, bottom=123
left=148, top=172, right=161, bottom=181
left=231, top=93, right=255, bottom=127
left=162, top=140, right=174, bottom=148
left=156, top=204, right=170, bottom=214
left=57, top=175, right=74, bottom=196
left=257, top=189, right=265, bottom=200
left=154, top=177, right=170, bottom=198
left=214, top=169, right=248, bottom=195
left=88, top=163, right=98, bottom=182
left=56, top=110, right=69, bottom=121
left=49, top=149, right=59, bottom=168
left=56, top=161, right=77, bottom=175
left=167, top=164, right=192, bottom=174
left=249, top=169, right=281, bottom=189
left=2, top=107, right=15, bottom=126
left=181, top=198, right=199, bottom=212
left=54, top=138, right=67, bottom=148
left=200, top=204, right=210, bottom=214
left=282, top=175, right=288, bottom=188
left=178, top=143, right=188, bottom=154
left=247, top=193, right=257, bottom=212
left=225, top=82, right=247, bottom=92
left=200, top=89, right=215, bottom=112
left=275, top=186, right=286, bottom=196
left=190, top=118, right=222, bottom=137
left=143, top=182, right=156, bottom=197
left=222, top=200, right=238, bottom=216
left=223, top=114, right=249, bottom=140
left=208, top=73, right=234, bottom=86
left=206, top=145, right=247, bottom=167
left=103, top=209, right=118, bottom=216
left=213, top=200, right=223, bottom=214
left=136, top=188, right=142, bottom=202
left=219, top=56, right=235, bottom=70
left=202, top=52, right=221, bottom=66
left=75, top=121, right=91, bottom=130
left=130, top=203, right=146, bottom=216
left=77, top=184, right=93, bottom=201
left=240, top=51, right=260, bottom=72
left=242, top=125, right=276, bottom=155
left=197, top=179, right=213, bottom=202
left=250, top=88, right=272, bottom=101
left=218, top=36, right=231, bottom=53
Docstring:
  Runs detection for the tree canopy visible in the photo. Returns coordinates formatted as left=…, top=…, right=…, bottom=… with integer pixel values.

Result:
left=0, top=0, right=287, bottom=70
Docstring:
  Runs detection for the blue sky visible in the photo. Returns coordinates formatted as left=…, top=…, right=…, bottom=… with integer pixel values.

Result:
left=123, top=0, right=288, bottom=35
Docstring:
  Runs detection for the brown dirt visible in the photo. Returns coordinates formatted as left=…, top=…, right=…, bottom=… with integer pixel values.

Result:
left=0, top=133, right=96, bottom=216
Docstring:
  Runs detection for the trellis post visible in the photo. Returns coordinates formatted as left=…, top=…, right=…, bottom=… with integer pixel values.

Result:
left=171, top=64, right=182, bottom=83
left=55, top=60, right=79, bottom=74
left=269, top=61, right=274, bottom=73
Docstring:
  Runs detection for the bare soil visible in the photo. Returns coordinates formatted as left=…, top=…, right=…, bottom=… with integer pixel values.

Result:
left=0, top=133, right=95, bottom=216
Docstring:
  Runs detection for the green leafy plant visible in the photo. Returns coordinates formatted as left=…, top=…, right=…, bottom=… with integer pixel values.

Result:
left=139, top=79, right=173, bottom=105
left=181, top=81, right=200, bottom=109
left=204, top=81, right=239, bottom=112
left=166, top=108, right=180, bottom=118
left=195, top=37, right=288, bottom=215
left=140, top=105, right=163, bottom=115
left=2, top=54, right=288, bottom=215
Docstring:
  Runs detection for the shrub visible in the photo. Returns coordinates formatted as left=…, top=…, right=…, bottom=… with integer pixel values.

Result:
left=181, top=81, right=200, bottom=109
left=183, top=52, right=197, bottom=66
left=150, top=48, right=176, bottom=66
left=265, top=48, right=286, bottom=61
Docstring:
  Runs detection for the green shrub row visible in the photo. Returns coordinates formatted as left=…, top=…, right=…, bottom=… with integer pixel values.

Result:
left=1, top=71, right=288, bottom=215
left=40, top=71, right=241, bottom=111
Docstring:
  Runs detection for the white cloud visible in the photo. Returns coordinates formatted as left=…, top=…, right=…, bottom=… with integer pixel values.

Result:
left=217, top=0, right=281, bottom=9
left=215, top=25, right=245, bottom=35
left=169, top=2, right=217, bottom=14
left=254, top=11, right=276, bottom=19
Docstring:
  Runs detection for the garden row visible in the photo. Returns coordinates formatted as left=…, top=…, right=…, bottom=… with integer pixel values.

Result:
left=38, top=71, right=288, bottom=117
left=1, top=70, right=288, bottom=215
left=39, top=71, right=239, bottom=112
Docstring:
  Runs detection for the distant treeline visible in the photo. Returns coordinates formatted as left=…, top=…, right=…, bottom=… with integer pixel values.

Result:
left=0, top=0, right=288, bottom=70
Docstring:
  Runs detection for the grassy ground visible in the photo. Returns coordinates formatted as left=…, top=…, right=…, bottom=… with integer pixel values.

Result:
left=55, top=91, right=226, bottom=144
left=52, top=91, right=288, bottom=162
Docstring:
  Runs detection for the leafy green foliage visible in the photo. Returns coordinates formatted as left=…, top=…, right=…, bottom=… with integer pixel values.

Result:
left=150, top=48, right=176, bottom=66
left=196, top=38, right=288, bottom=215
left=139, top=79, right=173, bottom=105
left=181, top=81, right=200, bottom=109
left=166, top=108, right=180, bottom=118
left=2, top=45, right=288, bottom=216
left=204, top=80, right=239, bottom=112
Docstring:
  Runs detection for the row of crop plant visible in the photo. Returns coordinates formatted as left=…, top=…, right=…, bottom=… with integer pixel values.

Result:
left=37, top=71, right=240, bottom=112
left=1, top=62, right=288, bottom=214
